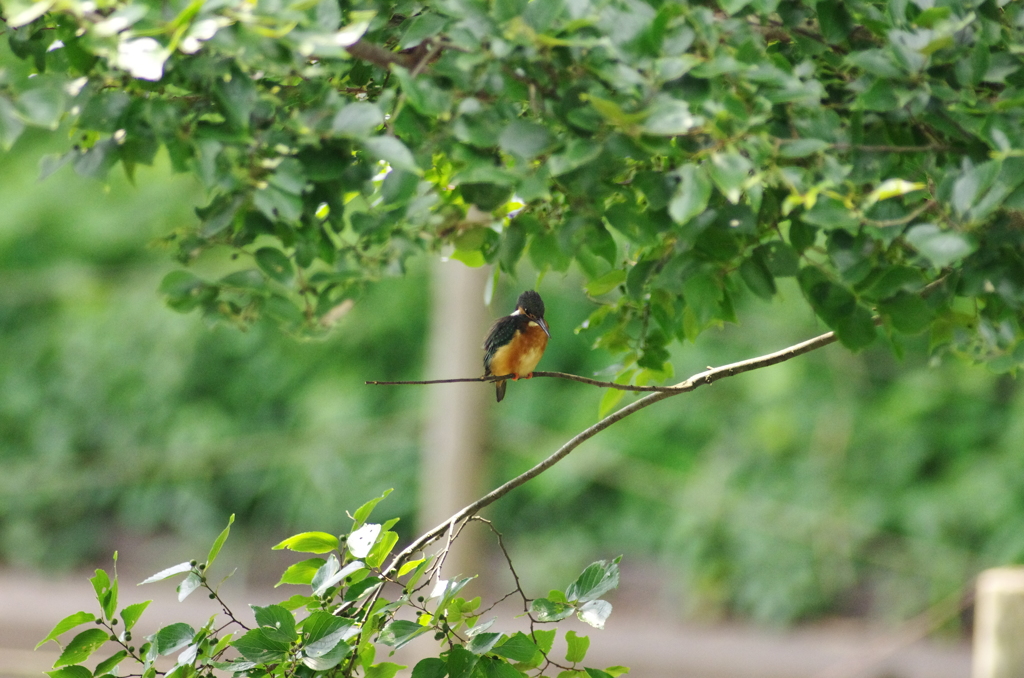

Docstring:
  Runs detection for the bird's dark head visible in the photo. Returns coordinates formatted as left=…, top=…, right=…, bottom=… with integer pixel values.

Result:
left=514, top=290, right=549, bottom=336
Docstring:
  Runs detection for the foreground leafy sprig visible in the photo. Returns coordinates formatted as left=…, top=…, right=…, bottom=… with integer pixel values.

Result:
left=37, top=494, right=628, bottom=678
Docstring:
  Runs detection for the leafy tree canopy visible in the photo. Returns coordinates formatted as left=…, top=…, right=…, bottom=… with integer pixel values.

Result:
left=2, top=0, right=1024, bottom=378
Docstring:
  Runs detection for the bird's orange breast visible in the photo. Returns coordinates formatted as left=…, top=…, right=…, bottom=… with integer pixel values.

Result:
left=487, top=322, right=549, bottom=378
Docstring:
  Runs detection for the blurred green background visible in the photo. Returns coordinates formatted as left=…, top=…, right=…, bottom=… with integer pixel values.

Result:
left=2, top=129, right=1023, bottom=629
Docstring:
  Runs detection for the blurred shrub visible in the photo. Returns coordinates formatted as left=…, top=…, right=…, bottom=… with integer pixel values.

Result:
left=0, top=132, right=422, bottom=567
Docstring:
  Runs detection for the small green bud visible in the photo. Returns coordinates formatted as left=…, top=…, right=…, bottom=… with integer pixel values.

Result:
left=95, top=619, right=103, bottom=625
left=190, top=560, right=198, bottom=567
left=434, top=632, right=444, bottom=641
left=209, top=593, right=216, bottom=599
left=417, top=596, right=424, bottom=603
left=110, top=634, right=118, bottom=641
left=111, top=618, right=118, bottom=625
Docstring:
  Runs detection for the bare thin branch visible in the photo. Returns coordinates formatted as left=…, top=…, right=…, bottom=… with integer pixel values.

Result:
left=368, top=369, right=762, bottom=392
left=383, top=327, right=839, bottom=576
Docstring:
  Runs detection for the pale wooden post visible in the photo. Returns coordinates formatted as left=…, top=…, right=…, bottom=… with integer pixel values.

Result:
left=973, top=567, right=1024, bottom=678
left=419, top=260, right=490, bottom=580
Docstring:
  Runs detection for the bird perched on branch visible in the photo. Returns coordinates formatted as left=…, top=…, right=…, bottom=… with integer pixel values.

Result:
left=483, top=290, right=550, bottom=402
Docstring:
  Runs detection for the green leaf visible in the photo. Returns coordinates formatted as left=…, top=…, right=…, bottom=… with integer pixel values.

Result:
left=46, top=667, right=91, bottom=678
left=586, top=270, right=626, bottom=297
left=577, top=600, right=613, bottom=629
left=708, top=152, right=752, bottom=204
left=951, top=161, right=999, bottom=216
left=412, top=657, right=447, bottom=678
left=232, top=628, right=289, bottom=663
left=379, top=620, right=430, bottom=649
left=353, top=488, right=393, bottom=527
left=668, top=164, right=712, bottom=225
left=159, top=272, right=210, bottom=312
left=478, top=657, right=523, bottom=678
left=392, top=66, right=452, bottom=117
left=789, top=220, right=817, bottom=253
left=447, top=644, right=479, bottom=678
left=120, top=602, right=151, bottom=632
left=302, top=638, right=351, bottom=671
left=17, top=81, right=66, bottom=129
left=401, top=12, right=449, bottom=48
left=366, top=530, right=400, bottom=569
left=366, top=663, right=406, bottom=678
left=641, top=95, right=700, bottom=136
left=254, top=185, right=303, bottom=223
left=276, top=558, right=326, bottom=587
left=905, top=224, right=975, bottom=268
left=94, top=650, right=129, bottom=675
left=151, top=623, right=196, bottom=656
left=587, top=223, right=617, bottom=266
left=548, top=139, right=603, bottom=177
left=176, top=572, right=202, bottom=602
left=492, top=632, right=539, bottom=662
left=252, top=605, right=298, bottom=643
left=460, top=182, right=514, bottom=211
left=739, top=256, right=776, bottom=300
left=598, top=388, right=625, bottom=419
left=302, top=612, right=356, bottom=669
left=531, top=629, right=556, bottom=655
left=833, top=305, right=877, bottom=350
left=717, top=0, right=751, bottom=15
left=363, top=136, right=422, bottom=175
left=36, top=612, right=96, bottom=650
left=140, top=562, right=193, bottom=584
left=0, top=95, right=25, bottom=150
left=529, top=232, right=571, bottom=272
left=879, top=292, right=934, bottom=334
left=468, top=632, right=503, bottom=655
left=54, top=629, right=109, bottom=668
left=779, top=138, right=830, bottom=158
left=333, top=103, right=384, bottom=139
left=255, top=248, right=295, bottom=284
left=272, top=532, right=340, bottom=554
left=499, top=120, right=553, bottom=159
left=800, top=198, right=858, bottom=231
left=683, top=272, right=723, bottom=326
left=565, top=630, right=590, bottom=663
left=206, top=514, right=234, bottom=571
left=530, top=598, right=574, bottom=622
left=312, top=554, right=364, bottom=595
left=566, top=560, right=620, bottom=603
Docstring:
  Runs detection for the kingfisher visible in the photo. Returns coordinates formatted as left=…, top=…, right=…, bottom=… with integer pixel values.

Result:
left=483, top=290, right=550, bottom=402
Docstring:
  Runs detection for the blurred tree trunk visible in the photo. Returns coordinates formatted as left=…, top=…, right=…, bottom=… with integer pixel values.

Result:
left=419, top=261, right=490, bottom=579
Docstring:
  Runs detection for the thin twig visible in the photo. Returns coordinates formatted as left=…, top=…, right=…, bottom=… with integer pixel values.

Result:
left=366, top=370, right=722, bottom=392
left=383, top=328, right=840, bottom=577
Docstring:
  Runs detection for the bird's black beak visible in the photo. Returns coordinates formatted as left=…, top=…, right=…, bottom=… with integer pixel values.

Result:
left=536, top=317, right=550, bottom=337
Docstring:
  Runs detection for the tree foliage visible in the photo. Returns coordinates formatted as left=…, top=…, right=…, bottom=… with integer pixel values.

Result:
left=3, top=0, right=1024, bottom=379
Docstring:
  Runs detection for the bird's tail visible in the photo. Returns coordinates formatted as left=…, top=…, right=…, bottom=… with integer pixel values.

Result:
left=495, top=379, right=507, bottom=402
